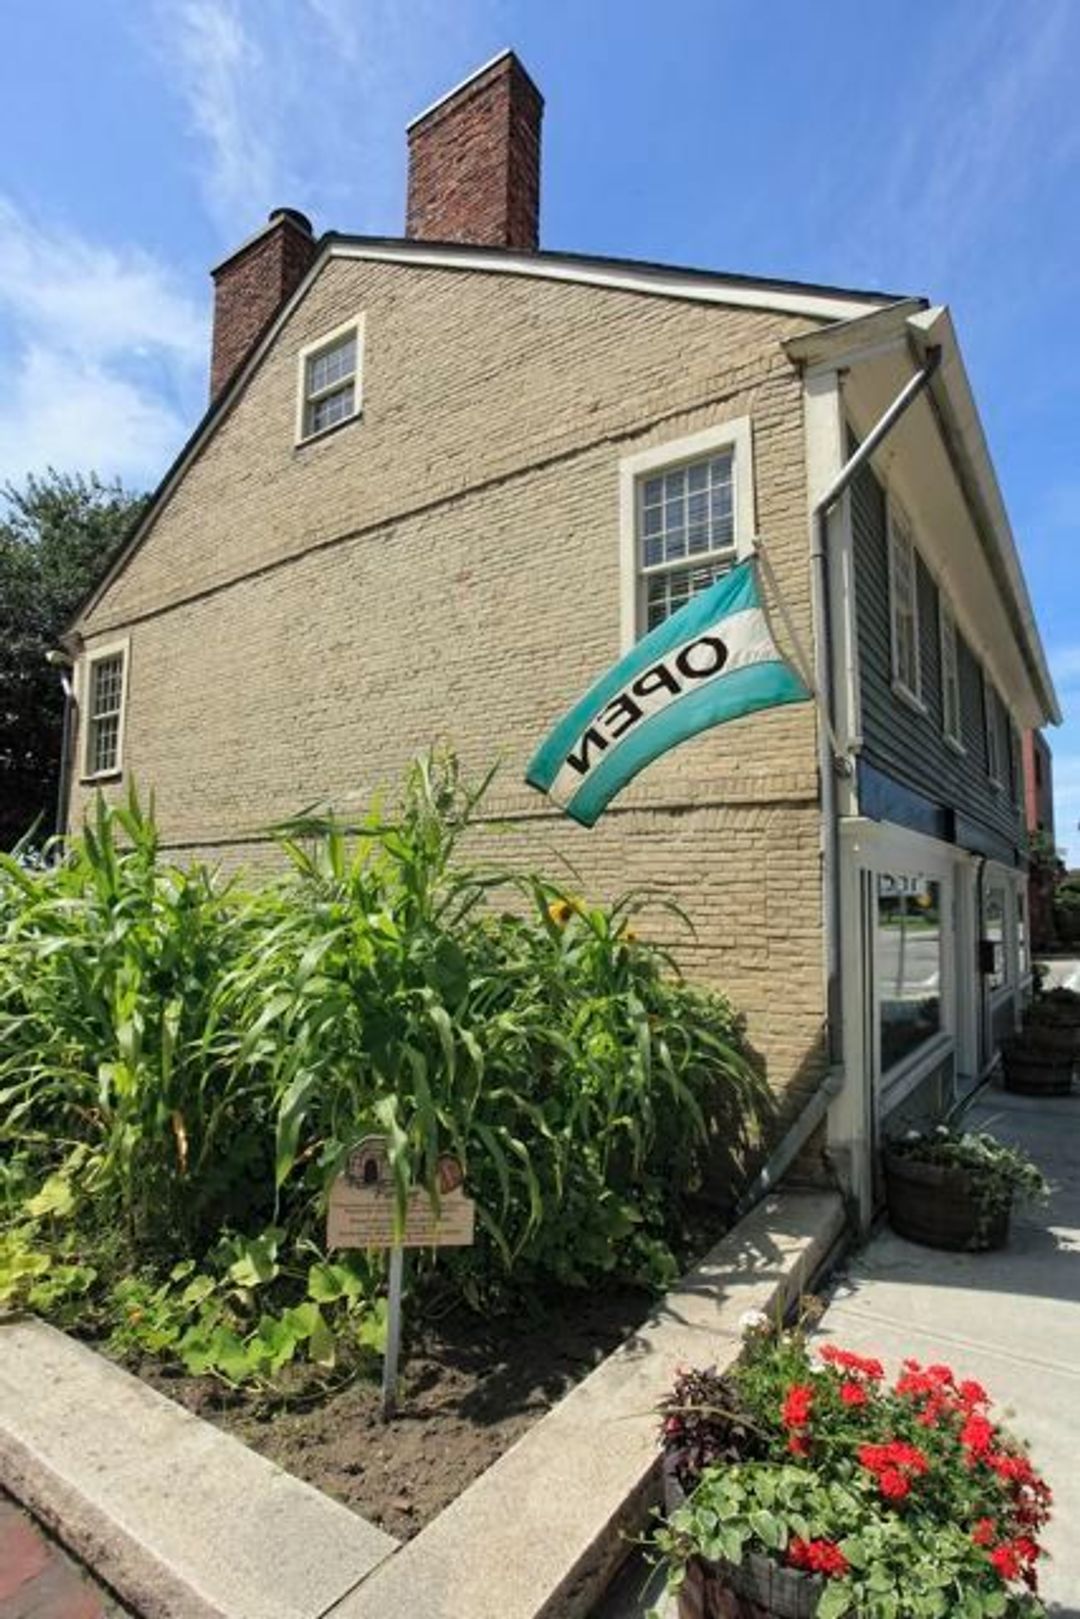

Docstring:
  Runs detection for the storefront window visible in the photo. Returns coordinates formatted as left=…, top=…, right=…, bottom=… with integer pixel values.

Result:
left=985, top=886, right=1006, bottom=991
left=878, top=875, right=943, bottom=1073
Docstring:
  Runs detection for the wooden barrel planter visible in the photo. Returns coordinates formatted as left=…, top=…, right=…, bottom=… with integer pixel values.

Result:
left=665, top=1466, right=822, bottom=1619
left=1021, top=1018, right=1080, bottom=1060
left=1002, top=1037, right=1074, bottom=1096
left=883, top=1150, right=1009, bottom=1252
left=676, top=1554, right=822, bottom=1619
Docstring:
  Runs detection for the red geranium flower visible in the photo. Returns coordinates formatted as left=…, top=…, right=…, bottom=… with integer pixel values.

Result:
left=972, top=1518, right=997, bottom=1547
left=781, top=1383, right=814, bottom=1429
left=840, top=1380, right=868, bottom=1408
left=787, top=1538, right=850, bottom=1578
left=990, top=1543, right=1022, bottom=1581
left=878, top=1467, right=910, bottom=1500
left=819, top=1344, right=884, bottom=1381
left=960, top=1413, right=995, bottom=1455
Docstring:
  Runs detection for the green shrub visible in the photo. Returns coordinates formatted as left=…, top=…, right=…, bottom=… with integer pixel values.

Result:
left=0, top=752, right=770, bottom=1378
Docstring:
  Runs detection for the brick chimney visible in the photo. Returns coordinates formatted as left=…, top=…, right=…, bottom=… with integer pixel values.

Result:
left=209, top=208, right=317, bottom=400
left=406, top=50, right=543, bottom=251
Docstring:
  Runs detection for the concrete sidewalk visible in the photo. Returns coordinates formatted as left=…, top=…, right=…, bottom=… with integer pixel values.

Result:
left=821, top=1083, right=1079, bottom=1617
left=597, top=1083, right=1078, bottom=1617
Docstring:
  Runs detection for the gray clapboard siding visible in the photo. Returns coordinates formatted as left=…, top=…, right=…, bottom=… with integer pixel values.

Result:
left=849, top=449, right=1024, bottom=864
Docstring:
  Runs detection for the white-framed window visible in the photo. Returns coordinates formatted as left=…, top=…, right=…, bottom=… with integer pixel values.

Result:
left=296, top=315, right=364, bottom=442
left=618, top=417, right=755, bottom=648
left=939, top=600, right=963, bottom=749
left=887, top=500, right=922, bottom=706
left=984, top=674, right=1003, bottom=787
left=81, top=640, right=129, bottom=779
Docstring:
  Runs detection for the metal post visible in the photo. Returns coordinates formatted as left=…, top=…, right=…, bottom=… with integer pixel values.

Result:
left=380, top=1245, right=404, bottom=1420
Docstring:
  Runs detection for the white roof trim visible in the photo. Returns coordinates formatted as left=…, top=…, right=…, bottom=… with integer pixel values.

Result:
left=329, top=240, right=891, bottom=322
left=407, top=48, right=518, bottom=129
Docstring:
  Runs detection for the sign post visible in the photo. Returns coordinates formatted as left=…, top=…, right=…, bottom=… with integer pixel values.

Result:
left=326, top=1136, right=475, bottom=1420
left=381, top=1245, right=405, bottom=1421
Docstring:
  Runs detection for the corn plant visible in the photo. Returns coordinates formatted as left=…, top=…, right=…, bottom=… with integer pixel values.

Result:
left=0, top=752, right=772, bottom=1370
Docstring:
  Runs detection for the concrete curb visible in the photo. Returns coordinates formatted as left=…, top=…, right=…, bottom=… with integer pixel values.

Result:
left=0, top=1188, right=845, bottom=1619
left=0, top=1320, right=397, bottom=1619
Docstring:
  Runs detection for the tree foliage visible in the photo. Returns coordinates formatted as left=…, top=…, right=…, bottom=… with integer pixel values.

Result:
left=0, top=470, right=146, bottom=849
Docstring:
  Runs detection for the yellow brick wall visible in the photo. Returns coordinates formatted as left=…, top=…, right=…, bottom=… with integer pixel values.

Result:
left=73, top=255, right=828, bottom=1100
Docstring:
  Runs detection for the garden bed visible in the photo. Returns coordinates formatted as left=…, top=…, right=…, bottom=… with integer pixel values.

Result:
left=127, top=1281, right=654, bottom=1541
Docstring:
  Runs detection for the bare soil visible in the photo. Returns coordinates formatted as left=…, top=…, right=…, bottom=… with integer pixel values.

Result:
left=136, top=1283, right=653, bottom=1541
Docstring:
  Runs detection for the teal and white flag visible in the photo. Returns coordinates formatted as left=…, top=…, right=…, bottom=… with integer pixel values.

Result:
left=525, top=559, right=809, bottom=827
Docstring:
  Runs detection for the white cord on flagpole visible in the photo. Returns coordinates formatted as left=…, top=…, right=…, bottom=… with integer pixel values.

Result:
left=751, top=535, right=848, bottom=769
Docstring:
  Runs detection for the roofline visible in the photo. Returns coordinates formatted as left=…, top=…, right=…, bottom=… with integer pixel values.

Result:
left=327, top=234, right=910, bottom=321
left=787, top=303, right=1059, bottom=726
left=68, top=236, right=911, bottom=631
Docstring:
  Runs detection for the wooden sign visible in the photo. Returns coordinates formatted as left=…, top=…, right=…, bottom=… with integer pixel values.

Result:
left=326, top=1136, right=475, bottom=1251
left=326, top=1135, right=476, bottom=1421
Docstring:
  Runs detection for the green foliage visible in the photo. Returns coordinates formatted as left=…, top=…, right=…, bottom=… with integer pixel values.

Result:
left=0, top=751, right=769, bottom=1379
left=0, top=470, right=147, bottom=848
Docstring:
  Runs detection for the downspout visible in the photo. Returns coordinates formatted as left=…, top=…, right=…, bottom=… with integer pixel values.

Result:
left=46, top=649, right=75, bottom=847
left=734, top=345, right=942, bottom=1222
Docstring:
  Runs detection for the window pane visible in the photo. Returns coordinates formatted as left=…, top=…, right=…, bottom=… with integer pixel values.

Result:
left=636, top=449, right=737, bottom=598
left=986, top=886, right=1006, bottom=990
left=92, top=713, right=120, bottom=774
left=309, top=382, right=355, bottom=434
left=877, top=875, right=942, bottom=1073
left=645, top=561, right=729, bottom=631
left=307, top=335, right=356, bottom=396
left=91, top=654, right=124, bottom=718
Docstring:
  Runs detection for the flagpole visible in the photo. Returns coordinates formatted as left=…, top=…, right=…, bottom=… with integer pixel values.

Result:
left=751, top=535, right=847, bottom=768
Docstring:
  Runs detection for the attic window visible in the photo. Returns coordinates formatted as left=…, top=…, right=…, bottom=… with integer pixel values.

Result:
left=297, top=316, right=364, bottom=442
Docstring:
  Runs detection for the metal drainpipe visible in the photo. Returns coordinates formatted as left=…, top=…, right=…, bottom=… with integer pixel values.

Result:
left=735, top=346, right=942, bottom=1223
left=47, top=651, right=75, bottom=847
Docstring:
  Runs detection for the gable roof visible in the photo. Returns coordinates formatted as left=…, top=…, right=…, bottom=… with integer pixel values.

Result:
left=69, top=235, right=910, bottom=631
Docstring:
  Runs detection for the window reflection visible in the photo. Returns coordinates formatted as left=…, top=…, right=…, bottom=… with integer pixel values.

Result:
left=878, top=875, right=942, bottom=1073
left=985, top=886, right=1006, bottom=991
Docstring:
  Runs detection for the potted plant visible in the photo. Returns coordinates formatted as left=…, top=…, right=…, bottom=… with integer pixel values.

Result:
left=1002, top=1032, right=1075, bottom=1094
left=882, top=1125, right=1049, bottom=1251
left=653, top=1323, right=1052, bottom=1618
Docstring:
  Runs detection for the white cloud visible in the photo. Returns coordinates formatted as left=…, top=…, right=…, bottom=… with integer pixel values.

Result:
left=0, top=196, right=205, bottom=489
left=164, top=0, right=279, bottom=237
left=1049, top=645, right=1080, bottom=688
left=0, top=198, right=205, bottom=364
left=154, top=0, right=503, bottom=243
left=0, top=347, right=190, bottom=489
left=836, top=0, right=1078, bottom=292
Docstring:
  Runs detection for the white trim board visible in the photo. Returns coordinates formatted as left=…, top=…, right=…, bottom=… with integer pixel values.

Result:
left=330, top=240, right=893, bottom=322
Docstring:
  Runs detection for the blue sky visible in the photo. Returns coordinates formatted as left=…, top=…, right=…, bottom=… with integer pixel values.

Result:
left=2, top=1, right=1078, bottom=854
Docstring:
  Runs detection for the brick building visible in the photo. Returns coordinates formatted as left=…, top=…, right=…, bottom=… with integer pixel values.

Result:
left=61, top=51, right=1059, bottom=1218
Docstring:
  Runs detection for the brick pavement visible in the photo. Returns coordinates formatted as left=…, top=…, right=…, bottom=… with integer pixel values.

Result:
left=0, top=1494, right=129, bottom=1619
